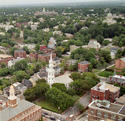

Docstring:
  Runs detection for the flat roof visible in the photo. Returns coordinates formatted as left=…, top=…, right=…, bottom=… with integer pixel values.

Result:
left=89, top=100, right=125, bottom=116
left=92, top=82, right=120, bottom=93
left=79, top=61, right=90, bottom=65
left=0, top=54, right=12, bottom=59
left=112, top=75, right=125, bottom=80
left=116, top=95, right=125, bottom=105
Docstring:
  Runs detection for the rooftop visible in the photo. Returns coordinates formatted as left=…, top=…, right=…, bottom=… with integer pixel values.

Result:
left=116, top=95, right=125, bottom=105
left=0, top=54, right=12, bottom=59
left=79, top=61, right=90, bottom=65
left=120, top=57, right=125, bottom=62
left=0, top=99, right=35, bottom=121
left=55, top=74, right=73, bottom=87
left=89, top=100, right=125, bottom=116
left=92, top=82, right=120, bottom=93
left=112, top=75, right=125, bottom=80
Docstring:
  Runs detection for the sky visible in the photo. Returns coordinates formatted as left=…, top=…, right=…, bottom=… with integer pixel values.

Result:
left=0, top=0, right=121, bottom=6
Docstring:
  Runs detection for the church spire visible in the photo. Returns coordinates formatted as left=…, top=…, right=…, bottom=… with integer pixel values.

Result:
left=47, top=53, right=55, bottom=87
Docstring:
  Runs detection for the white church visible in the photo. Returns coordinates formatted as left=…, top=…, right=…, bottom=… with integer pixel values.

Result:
left=46, top=53, right=73, bottom=88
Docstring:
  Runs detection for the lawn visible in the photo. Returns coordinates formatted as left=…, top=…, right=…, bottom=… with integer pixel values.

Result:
left=34, top=99, right=61, bottom=113
left=98, top=70, right=114, bottom=77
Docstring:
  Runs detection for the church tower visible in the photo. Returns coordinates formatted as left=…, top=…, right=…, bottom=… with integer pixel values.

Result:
left=8, top=85, right=17, bottom=108
left=47, top=53, right=55, bottom=87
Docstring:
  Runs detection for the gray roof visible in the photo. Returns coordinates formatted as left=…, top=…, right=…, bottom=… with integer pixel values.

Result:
left=121, top=57, right=125, bottom=62
left=15, top=49, right=25, bottom=52
left=79, top=61, right=90, bottom=65
left=0, top=99, right=34, bottom=121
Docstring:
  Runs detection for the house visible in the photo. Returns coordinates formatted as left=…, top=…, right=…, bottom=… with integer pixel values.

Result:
left=14, top=50, right=27, bottom=58
left=109, top=75, right=125, bottom=86
left=0, top=54, right=13, bottom=64
left=40, top=45, right=47, bottom=51
left=70, top=45, right=79, bottom=53
left=65, top=33, right=74, bottom=39
left=29, top=73, right=39, bottom=86
left=88, top=39, right=101, bottom=49
left=0, top=85, right=42, bottom=121
left=8, top=57, right=24, bottom=67
left=115, top=57, right=125, bottom=71
left=3, top=82, right=27, bottom=97
left=91, top=82, right=120, bottom=103
left=88, top=100, right=125, bottom=121
left=53, top=31, right=62, bottom=36
left=37, top=70, right=47, bottom=80
left=110, top=47, right=118, bottom=59
left=48, top=37, right=56, bottom=49
left=29, top=53, right=38, bottom=61
left=22, top=79, right=33, bottom=88
left=66, top=59, right=77, bottom=66
left=78, top=61, right=90, bottom=72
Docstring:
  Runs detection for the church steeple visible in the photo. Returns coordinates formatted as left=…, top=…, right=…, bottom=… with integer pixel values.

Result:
left=47, top=53, right=55, bottom=87
left=8, top=85, right=17, bottom=108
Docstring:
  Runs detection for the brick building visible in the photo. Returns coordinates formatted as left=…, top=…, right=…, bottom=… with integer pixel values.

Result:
left=0, top=85, right=42, bottom=121
left=109, top=75, right=125, bottom=87
left=88, top=100, right=125, bottom=121
left=115, top=57, right=125, bottom=71
left=91, top=82, right=120, bottom=103
left=0, top=54, right=13, bottom=64
left=14, top=50, right=27, bottom=58
left=40, top=45, right=47, bottom=51
left=38, top=53, right=56, bottom=62
left=78, top=61, right=90, bottom=72
left=29, top=53, right=38, bottom=61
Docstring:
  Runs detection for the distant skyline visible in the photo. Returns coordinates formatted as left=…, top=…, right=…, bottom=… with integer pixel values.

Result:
left=0, top=0, right=121, bottom=6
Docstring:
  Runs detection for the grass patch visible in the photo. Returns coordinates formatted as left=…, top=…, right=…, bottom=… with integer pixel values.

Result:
left=98, top=71, right=113, bottom=77
left=34, top=99, right=62, bottom=113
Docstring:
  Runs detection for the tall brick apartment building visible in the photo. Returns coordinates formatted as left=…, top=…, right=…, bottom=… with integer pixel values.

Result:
left=0, top=85, right=42, bottom=121
left=115, top=57, right=125, bottom=71
left=78, top=61, right=90, bottom=73
left=91, top=82, right=120, bottom=103
left=14, top=50, right=27, bottom=58
left=88, top=100, right=125, bottom=121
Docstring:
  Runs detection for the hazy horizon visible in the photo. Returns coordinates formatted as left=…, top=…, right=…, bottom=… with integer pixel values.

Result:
left=0, top=0, right=123, bottom=6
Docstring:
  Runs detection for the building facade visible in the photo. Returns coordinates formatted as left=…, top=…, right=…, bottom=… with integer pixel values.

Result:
left=78, top=61, right=90, bottom=73
left=88, top=100, right=125, bottom=121
left=115, top=57, right=125, bottom=71
left=109, top=75, right=125, bottom=87
left=91, top=82, right=120, bottom=103
left=38, top=53, right=56, bottom=62
left=0, top=85, right=42, bottom=121
left=14, top=50, right=27, bottom=58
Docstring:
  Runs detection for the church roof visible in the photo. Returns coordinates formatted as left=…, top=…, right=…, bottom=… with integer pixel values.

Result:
left=55, top=74, right=73, bottom=86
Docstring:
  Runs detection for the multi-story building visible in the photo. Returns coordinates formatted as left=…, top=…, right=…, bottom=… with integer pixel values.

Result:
left=88, top=100, right=125, bottom=121
left=78, top=61, right=90, bottom=73
left=115, top=57, right=125, bottom=71
left=0, top=85, right=42, bottom=121
left=14, top=50, right=27, bottom=58
left=109, top=75, right=125, bottom=86
left=91, top=82, right=120, bottom=103
left=38, top=53, right=56, bottom=62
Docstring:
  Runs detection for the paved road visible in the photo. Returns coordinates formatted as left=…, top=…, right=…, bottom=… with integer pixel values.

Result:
left=62, top=92, right=90, bottom=120
left=79, top=92, right=90, bottom=108
left=75, top=111, right=88, bottom=121
left=42, top=109, right=66, bottom=121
